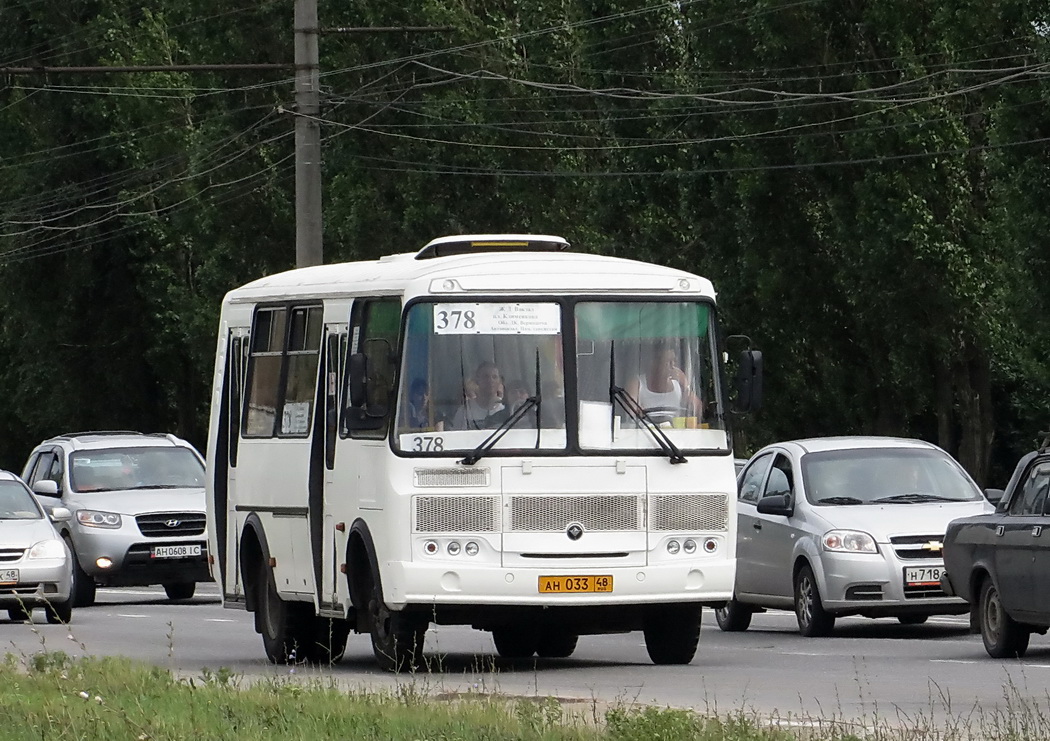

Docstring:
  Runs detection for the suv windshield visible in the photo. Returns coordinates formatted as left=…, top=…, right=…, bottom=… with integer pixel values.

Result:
left=394, top=301, right=566, bottom=454
left=70, top=447, right=204, bottom=493
left=0, top=480, right=43, bottom=520
left=802, top=447, right=983, bottom=505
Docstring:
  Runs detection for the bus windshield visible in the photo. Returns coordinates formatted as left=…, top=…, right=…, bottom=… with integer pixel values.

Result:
left=395, top=301, right=567, bottom=453
left=575, top=300, right=728, bottom=453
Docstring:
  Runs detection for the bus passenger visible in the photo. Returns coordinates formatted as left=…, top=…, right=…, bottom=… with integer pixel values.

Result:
left=405, top=378, right=442, bottom=430
left=451, top=361, right=505, bottom=429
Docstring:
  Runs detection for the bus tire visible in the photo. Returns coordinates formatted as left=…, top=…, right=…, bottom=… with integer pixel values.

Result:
left=643, top=603, right=701, bottom=665
left=304, top=617, right=351, bottom=665
left=536, top=630, right=578, bottom=658
left=366, top=572, right=425, bottom=672
left=492, top=628, right=538, bottom=659
left=258, top=562, right=311, bottom=663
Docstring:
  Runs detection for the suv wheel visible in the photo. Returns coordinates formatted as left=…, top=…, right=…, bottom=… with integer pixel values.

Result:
left=164, top=582, right=196, bottom=601
left=67, top=538, right=96, bottom=607
left=794, top=565, right=835, bottom=637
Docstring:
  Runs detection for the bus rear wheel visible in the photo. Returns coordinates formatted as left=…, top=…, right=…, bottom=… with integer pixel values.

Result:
left=643, top=603, right=702, bottom=665
left=536, top=630, right=578, bottom=658
left=257, top=562, right=311, bottom=663
left=366, top=574, right=426, bottom=672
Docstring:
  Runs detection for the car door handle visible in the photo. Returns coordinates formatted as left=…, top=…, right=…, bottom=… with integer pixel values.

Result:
left=1034, top=526, right=1043, bottom=537
left=996, top=525, right=1005, bottom=536
left=753, top=522, right=762, bottom=531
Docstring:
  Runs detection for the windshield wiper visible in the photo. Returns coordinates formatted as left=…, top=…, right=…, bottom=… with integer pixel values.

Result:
left=460, top=396, right=539, bottom=466
left=815, top=496, right=866, bottom=505
left=610, top=385, right=687, bottom=464
left=871, top=493, right=958, bottom=504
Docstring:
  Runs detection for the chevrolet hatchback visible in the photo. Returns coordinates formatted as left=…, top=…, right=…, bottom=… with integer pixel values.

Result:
left=718, top=437, right=994, bottom=636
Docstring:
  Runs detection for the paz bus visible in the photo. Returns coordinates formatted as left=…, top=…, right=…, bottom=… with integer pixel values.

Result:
left=204, top=234, right=762, bottom=670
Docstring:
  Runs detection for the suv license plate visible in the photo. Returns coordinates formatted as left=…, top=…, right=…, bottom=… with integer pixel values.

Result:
left=538, top=575, right=613, bottom=593
left=151, top=545, right=202, bottom=559
left=904, top=565, right=944, bottom=586
left=0, top=569, right=18, bottom=585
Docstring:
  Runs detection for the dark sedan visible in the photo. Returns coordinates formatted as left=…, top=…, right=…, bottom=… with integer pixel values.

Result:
left=941, top=439, right=1050, bottom=658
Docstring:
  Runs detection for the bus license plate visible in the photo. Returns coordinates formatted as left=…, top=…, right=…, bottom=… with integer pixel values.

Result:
left=538, top=575, right=613, bottom=594
left=151, top=545, right=202, bottom=559
left=904, top=565, right=944, bottom=586
left=0, top=569, right=18, bottom=585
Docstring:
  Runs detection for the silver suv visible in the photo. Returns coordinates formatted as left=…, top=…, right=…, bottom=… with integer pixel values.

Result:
left=21, top=432, right=211, bottom=606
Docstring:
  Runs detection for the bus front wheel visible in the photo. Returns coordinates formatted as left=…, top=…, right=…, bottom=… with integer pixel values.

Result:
left=643, top=603, right=701, bottom=665
left=366, top=573, right=426, bottom=672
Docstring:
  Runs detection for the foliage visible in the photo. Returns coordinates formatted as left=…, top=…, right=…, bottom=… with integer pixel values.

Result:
left=1, top=0, right=1048, bottom=482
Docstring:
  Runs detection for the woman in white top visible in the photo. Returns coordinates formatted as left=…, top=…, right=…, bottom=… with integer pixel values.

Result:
left=625, top=344, right=702, bottom=424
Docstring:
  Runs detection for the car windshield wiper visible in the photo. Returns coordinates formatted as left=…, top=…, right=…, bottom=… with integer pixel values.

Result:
left=460, top=396, right=539, bottom=466
left=610, top=386, right=687, bottom=464
left=815, top=496, right=866, bottom=505
left=871, top=493, right=958, bottom=504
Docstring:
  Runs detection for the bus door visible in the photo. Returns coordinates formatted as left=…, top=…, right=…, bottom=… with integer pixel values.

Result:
left=222, top=329, right=249, bottom=599
left=319, top=326, right=348, bottom=614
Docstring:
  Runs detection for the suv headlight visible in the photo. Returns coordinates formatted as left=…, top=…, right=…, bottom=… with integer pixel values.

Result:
left=28, top=539, right=67, bottom=560
left=822, top=530, right=878, bottom=554
left=77, top=510, right=122, bottom=528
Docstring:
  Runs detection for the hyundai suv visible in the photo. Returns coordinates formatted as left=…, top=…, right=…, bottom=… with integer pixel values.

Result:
left=21, top=431, right=210, bottom=606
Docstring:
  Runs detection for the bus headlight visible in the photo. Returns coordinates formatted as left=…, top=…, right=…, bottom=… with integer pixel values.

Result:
left=447, top=541, right=461, bottom=556
left=464, top=541, right=479, bottom=556
left=683, top=539, right=697, bottom=554
left=666, top=540, right=681, bottom=554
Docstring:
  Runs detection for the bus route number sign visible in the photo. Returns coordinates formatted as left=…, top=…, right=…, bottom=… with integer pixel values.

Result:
left=433, top=303, right=561, bottom=335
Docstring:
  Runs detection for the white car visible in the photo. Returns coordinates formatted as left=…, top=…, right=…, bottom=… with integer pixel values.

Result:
left=0, top=470, right=73, bottom=623
left=718, top=436, right=995, bottom=636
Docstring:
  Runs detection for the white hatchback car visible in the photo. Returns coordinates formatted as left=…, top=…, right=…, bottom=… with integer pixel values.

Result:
left=0, top=470, right=73, bottom=623
left=718, top=436, right=995, bottom=636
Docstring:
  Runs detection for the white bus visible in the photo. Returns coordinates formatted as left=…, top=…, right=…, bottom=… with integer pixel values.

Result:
left=204, top=234, right=762, bottom=671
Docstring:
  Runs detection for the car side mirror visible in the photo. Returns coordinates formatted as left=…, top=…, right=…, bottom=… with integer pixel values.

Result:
left=984, top=488, right=1005, bottom=505
left=757, top=493, right=793, bottom=517
left=32, top=480, right=60, bottom=497
left=49, top=506, right=72, bottom=522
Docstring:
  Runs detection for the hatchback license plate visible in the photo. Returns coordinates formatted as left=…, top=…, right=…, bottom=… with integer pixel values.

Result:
left=151, top=545, right=202, bottom=559
left=0, top=569, right=18, bottom=585
left=904, top=565, right=944, bottom=586
left=538, top=575, right=613, bottom=593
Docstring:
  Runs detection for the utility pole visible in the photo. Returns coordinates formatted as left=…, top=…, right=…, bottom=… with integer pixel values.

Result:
left=294, top=0, right=323, bottom=269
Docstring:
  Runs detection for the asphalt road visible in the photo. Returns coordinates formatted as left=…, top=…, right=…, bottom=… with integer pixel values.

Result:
left=5, top=584, right=1048, bottom=731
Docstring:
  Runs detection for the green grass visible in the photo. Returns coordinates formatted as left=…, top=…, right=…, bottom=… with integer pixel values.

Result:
left=3, top=651, right=1050, bottom=741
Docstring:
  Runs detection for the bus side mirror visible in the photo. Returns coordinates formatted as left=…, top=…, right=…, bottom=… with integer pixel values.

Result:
left=734, top=349, right=763, bottom=412
left=348, top=353, right=368, bottom=408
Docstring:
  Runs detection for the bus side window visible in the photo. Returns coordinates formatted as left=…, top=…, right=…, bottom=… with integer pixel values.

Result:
left=344, top=298, right=401, bottom=438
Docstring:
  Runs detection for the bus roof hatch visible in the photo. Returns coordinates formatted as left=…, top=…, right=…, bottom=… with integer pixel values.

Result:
left=414, top=234, right=570, bottom=260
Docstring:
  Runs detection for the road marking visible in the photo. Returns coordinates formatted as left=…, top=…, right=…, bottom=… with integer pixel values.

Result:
left=930, top=659, right=978, bottom=664
left=116, top=614, right=150, bottom=618
left=204, top=618, right=237, bottom=623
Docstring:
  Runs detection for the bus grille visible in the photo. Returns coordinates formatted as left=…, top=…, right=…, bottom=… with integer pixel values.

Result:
left=508, top=494, right=642, bottom=532
left=414, top=467, right=490, bottom=487
left=648, top=494, right=728, bottom=531
left=414, top=495, right=500, bottom=532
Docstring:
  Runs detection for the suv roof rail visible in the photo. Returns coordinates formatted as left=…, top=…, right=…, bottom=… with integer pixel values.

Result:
left=51, top=431, right=148, bottom=440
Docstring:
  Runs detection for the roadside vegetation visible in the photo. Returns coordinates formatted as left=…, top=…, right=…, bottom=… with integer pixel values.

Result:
left=3, top=650, right=1050, bottom=741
